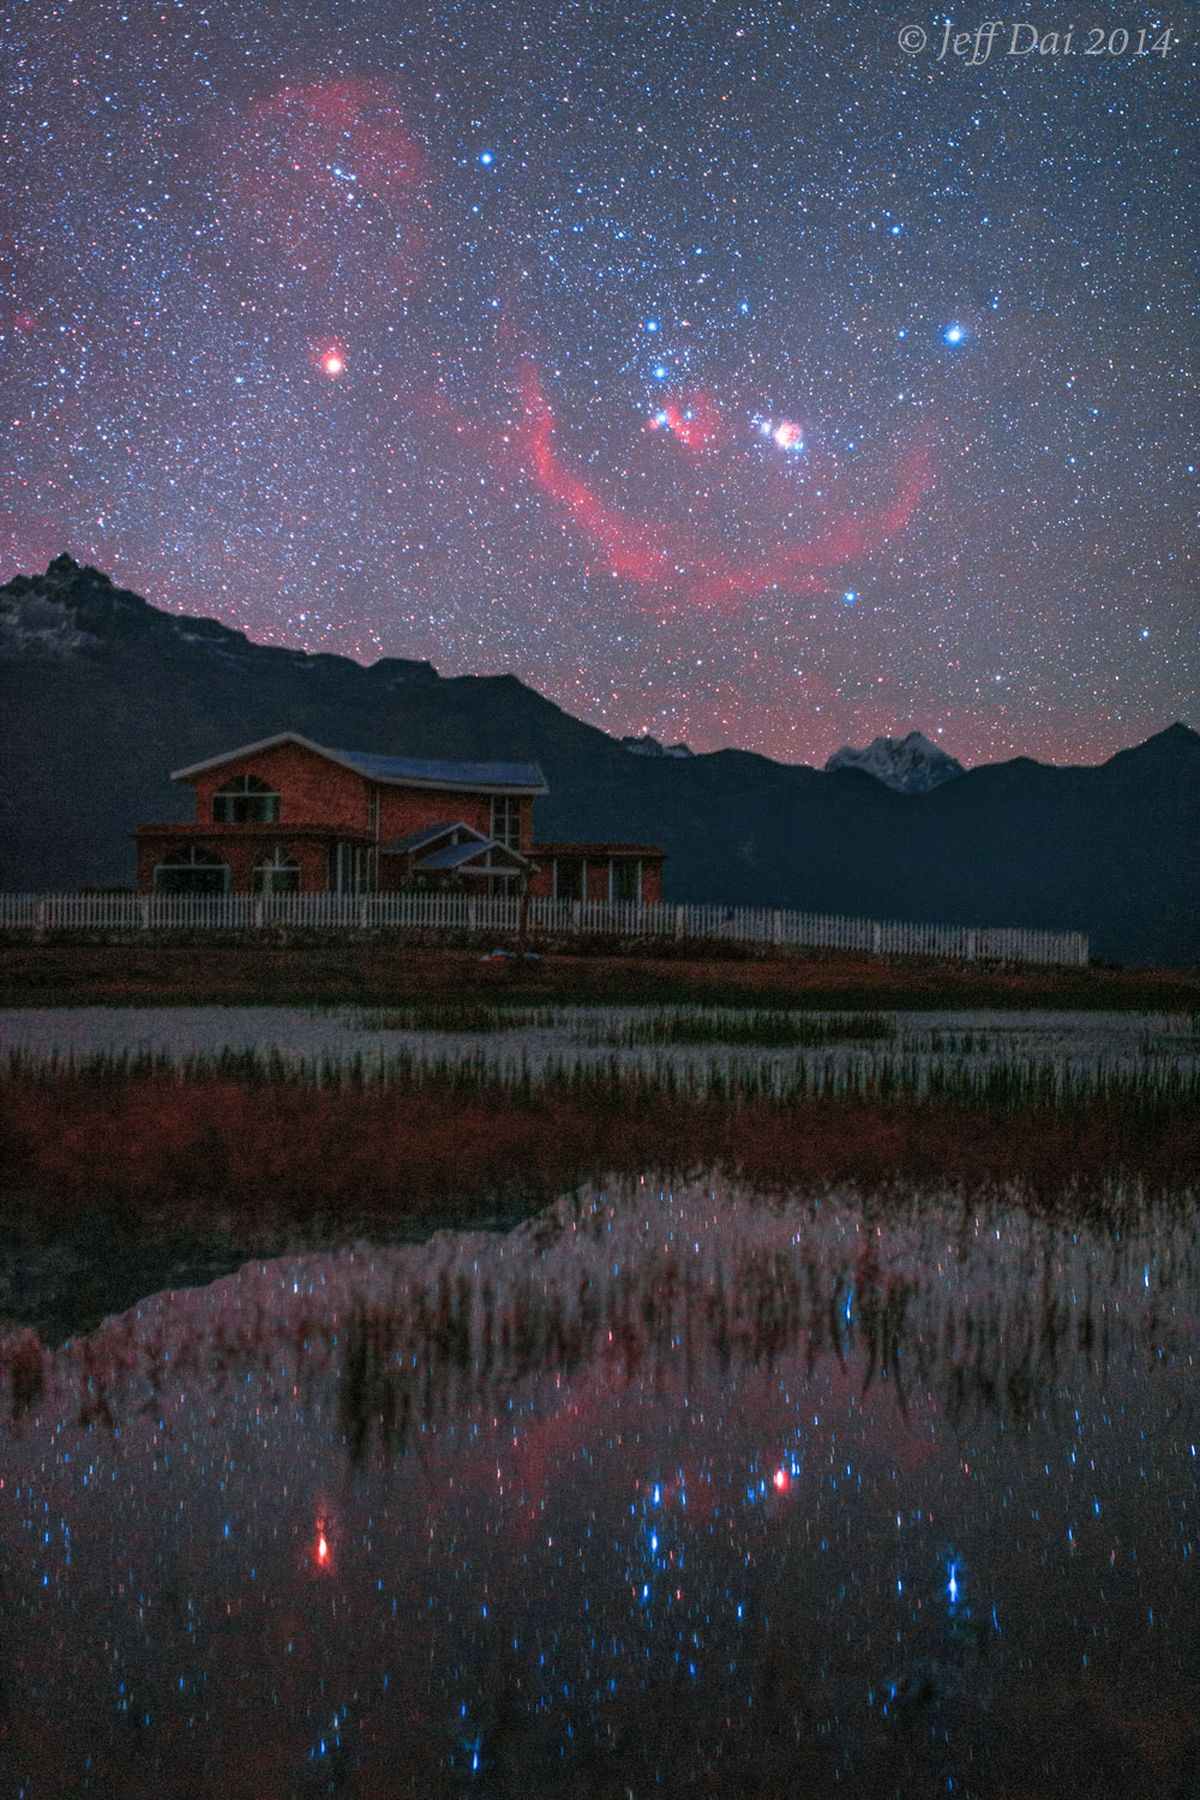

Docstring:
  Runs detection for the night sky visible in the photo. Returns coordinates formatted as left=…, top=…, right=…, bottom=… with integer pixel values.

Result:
left=1, top=1, right=1195, bottom=765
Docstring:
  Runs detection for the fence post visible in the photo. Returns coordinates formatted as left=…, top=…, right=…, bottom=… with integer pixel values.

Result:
left=0, top=891, right=1088, bottom=967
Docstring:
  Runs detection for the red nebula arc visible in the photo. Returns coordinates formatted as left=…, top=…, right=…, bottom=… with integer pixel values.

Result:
left=519, top=362, right=933, bottom=610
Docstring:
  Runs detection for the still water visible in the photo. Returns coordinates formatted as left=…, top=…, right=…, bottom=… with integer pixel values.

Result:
left=2, top=1178, right=1197, bottom=1798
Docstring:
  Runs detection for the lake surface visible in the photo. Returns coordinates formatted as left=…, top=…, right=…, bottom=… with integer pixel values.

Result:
left=3, top=1004, right=1197, bottom=1083
left=2, top=1176, right=1197, bottom=1798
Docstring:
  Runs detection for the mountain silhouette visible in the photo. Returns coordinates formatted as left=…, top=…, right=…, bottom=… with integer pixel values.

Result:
left=1, top=557, right=1196, bottom=966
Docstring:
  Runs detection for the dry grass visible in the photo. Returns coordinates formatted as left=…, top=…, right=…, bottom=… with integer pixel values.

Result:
left=2, top=1052, right=1195, bottom=1235
left=3, top=941, right=1199, bottom=1011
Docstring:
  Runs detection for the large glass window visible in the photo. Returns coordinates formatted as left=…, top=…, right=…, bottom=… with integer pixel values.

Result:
left=213, top=774, right=281, bottom=823
left=329, top=842, right=367, bottom=894
left=611, top=858, right=640, bottom=904
left=154, top=846, right=230, bottom=895
left=491, top=795, right=522, bottom=850
left=253, top=850, right=300, bottom=895
left=554, top=856, right=584, bottom=902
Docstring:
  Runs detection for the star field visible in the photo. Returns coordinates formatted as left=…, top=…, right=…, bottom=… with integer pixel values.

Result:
left=3, top=1180, right=1198, bottom=1794
left=0, top=0, right=1195, bottom=764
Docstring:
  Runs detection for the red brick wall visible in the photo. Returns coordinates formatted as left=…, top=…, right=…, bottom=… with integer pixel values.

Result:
left=186, top=745, right=538, bottom=851
left=188, top=742, right=367, bottom=830
left=375, top=786, right=492, bottom=844
left=138, top=831, right=332, bottom=893
left=525, top=853, right=665, bottom=904
left=373, top=788, right=534, bottom=847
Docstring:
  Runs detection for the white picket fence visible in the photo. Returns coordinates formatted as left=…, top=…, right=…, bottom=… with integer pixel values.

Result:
left=0, top=891, right=1090, bottom=966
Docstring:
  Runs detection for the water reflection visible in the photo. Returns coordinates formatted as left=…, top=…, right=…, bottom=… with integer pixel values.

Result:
left=2, top=1178, right=1198, bottom=1797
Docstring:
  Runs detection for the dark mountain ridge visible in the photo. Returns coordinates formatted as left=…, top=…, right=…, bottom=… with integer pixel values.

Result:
left=1, top=558, right=1196, bottom=966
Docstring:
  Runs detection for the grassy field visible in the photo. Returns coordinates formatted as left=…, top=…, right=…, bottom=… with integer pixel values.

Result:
left=3, top=941, right=1198, bottom=1011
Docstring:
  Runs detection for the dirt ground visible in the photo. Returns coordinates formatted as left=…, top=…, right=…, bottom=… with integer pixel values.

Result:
left=2, top=939, right=1197, bottom=1011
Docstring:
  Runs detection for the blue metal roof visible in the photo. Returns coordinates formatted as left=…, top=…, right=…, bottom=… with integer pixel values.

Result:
left=416, top=839, right=528, bottom=871
left=380, top=821, right=476, bottom=855
left=171, top=734, right=548, bottom=794
left=329, top=749, right=546, bottom=792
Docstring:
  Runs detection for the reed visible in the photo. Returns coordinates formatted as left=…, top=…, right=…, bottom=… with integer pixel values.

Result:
left=363, top=1003, right=562, bottom=1033
left=602, top=1008, right=895, bottom=1048
left=4, top=1186, right=1195, bottom=1448
left=2, top=1046, right=1196, bottom=1231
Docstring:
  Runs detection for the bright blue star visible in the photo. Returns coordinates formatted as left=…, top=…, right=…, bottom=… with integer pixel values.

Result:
left=645, top=319, right=660, bottom=334
left=943, top=323, right=966, bottom=346
left=478, top=150, right=495, bottom=166
left=889, top=223, right=903, bottom=236
left=652, top=363, right=668, bottom=381
left=842, top=589, right=859, bottom=605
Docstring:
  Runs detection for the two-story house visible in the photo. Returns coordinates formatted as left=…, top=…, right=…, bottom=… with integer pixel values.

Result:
left=135, top=732, right=665, bottom=903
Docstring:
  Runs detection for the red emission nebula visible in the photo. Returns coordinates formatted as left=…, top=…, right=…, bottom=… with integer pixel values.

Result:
left=519, top=363, right=934, bottom=612
left=217, top=78, right=429, bottom=321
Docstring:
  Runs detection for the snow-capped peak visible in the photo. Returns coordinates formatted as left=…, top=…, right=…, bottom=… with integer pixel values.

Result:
left=823, top=731, right=963, bottom=794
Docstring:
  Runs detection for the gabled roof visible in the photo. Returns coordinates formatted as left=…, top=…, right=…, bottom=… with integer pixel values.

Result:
left=381, top=821, right=481, bottom=856
left=171, top=732, right=548, bottom=795
left=415, top=838, right=532, bottom=872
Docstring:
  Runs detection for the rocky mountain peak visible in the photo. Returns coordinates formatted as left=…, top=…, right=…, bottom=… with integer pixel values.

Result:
left=823, top=731, right=964, bottom=794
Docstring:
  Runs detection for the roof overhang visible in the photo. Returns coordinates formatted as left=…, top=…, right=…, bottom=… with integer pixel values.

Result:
left=413, top=838, right=533, bottom=873
left=380, top=821, right=487, bottom=856
left=170, top=732, right=548, bottom=796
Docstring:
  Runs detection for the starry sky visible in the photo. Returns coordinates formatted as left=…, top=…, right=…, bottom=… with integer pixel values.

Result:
left=1, top=0, right=1195, bottom=765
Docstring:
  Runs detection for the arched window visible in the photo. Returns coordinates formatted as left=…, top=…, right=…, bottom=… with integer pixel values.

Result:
left=253, top=849, right=301, bottom=895
left=154, top=845, right=230, bottom=895
left=213, top=773, right=281, bottom=823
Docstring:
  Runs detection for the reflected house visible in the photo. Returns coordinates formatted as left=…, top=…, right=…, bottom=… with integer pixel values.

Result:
left=135, top=731, right=665, bottom=900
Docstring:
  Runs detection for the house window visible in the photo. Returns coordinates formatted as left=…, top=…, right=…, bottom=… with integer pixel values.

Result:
left=366, top=782, right=380, bottom=835
left=213, top=774, right=281, bottom=823
left=329, top=842, right=366, bottom=894
left=253, top=850, right=300, bottom=895
left=554, top=856, right=584, bottom=902
left=611, top=858, right=640, bottom=904
left=154, top=846, right=230, bottom=895
left=491, top=795, right=522, bottom=850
